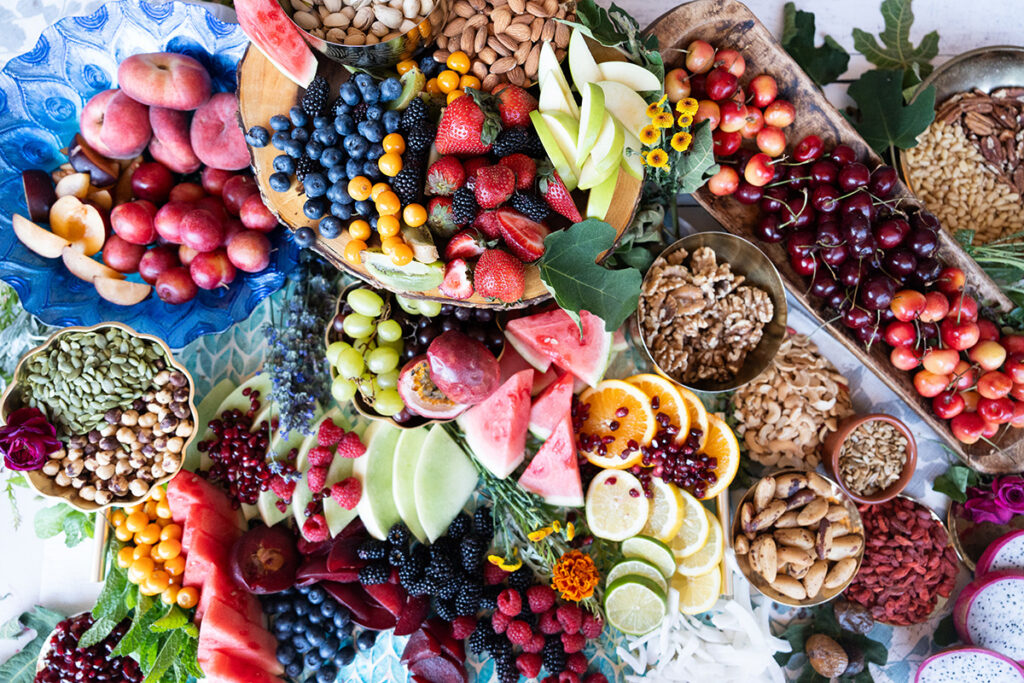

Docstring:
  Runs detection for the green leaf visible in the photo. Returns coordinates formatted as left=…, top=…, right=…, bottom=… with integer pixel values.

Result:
left=774, top=621, right=813, bottom=665
left=843, top=632, right=889, bottom=666
left=0, top=618, right=23, bottom=640
left=933, top=463, right=980, bottom=502
left=111, top=597, right=163, bottom=658
left=852, top=0, right=939, bottom=78
left=850, top=671, right=875, bottom=683
left=845, top=69, right=935, bottom=153
left=675, top=120, right=719, bottom=194
left=538, top=219, right=643, bottom=333
left=934, top=613, right=959, bottom=647
left=33, top=504, right=94, bottom=547
left=781, top=2, right=850, bottom=86
left=143, top=629, right=186, bottom=683
left=20, top=607, right=62, bottom=639
left=0, top=632, right=51, bottom=683
left=149, top=606, right=188, bottom=633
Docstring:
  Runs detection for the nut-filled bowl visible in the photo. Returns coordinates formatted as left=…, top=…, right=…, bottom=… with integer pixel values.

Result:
left=0, top=322, right=197, bottom=512
left=731, top=468, right=865, bottom=607
left=822, top=413, right=918, bottom=505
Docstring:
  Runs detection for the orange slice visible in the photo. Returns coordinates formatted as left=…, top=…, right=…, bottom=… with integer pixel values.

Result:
left=677, top=386, right=710, bottom=448
left=578, top=379, right=656, bottom=469
left=625, top=374, right=691, bottom=443
left=697, top=414, right=740, bottom=500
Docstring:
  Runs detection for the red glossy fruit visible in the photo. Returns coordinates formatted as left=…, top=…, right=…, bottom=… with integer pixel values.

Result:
left=951, top=412, right=986, bottom=444
left=694, top=100, right=721, bottom=129
left=940, top=318, right=980, bottom=351
left=979, top=397, right=1014, bottom=424
left=763, top=99, right=795, bottom=127
left=981, top=419, right=1001, bottom=439
left=705, top=67, right=738, bottom=100
left=968, top=340, right=1007, bottom=372
left=741, top=107, right=764, bottom=138
left=707, top=166, right=739, bottom=196
left=891, top=290, right=926, bottom=322
left=717, top=100, right=747, bottom=133
left=712, top=129, right=742, bottom=156
left=932, top=391, right=965, bottom=420
left=743, top=153, right=775, bottom=187
left=1005, top=353, right=1024, bottom=384
left=230, top=523, right=299, bottom=594
left=714, top=48, right=745, bottom=77
left=793, top=135, right=824, bottom=162
left=890, top=345, right=921, bottom=371
left=749, top=74, right=777, bottom=108
left=1004, top=335, right=1024, bottom=354
left=1011, top=401, right=1024, bottom=428
left=883, top=321, right=916, bottom=348
left=914, top=370, right=951, bottom=398
left=947, top=292, right=978, bottom=322
left=922, top=348, right=959, bottom=375
left=755, top=126, right=786, bottom=157
left=977, top=318, right=1000, bottom=342
left=685, top=40, right=715, bottom=74
left=937, top=266, right=966, bottom=295
left=426, top=331, right=500, bottom=405
left=962, top=390, right=981, bottom=412
left=978, top=371, right=1013, bottom=399
left=952, top=360, right=976, bottom=391
left=919, top=291, right=950, bottom=323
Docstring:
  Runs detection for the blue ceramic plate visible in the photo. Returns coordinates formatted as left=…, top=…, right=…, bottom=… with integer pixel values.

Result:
left=0, top=0, right=299, bottom=349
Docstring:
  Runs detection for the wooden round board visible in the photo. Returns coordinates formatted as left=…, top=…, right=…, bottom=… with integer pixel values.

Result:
left=237, top=46, right=643, bottom=308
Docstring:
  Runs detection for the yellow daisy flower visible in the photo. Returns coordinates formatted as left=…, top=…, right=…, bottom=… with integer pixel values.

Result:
left=646, top=102, right=663, bottom=119
left=676, top=97, right=699, bottom=116
left=671, top=131, right=693, bottom=152
left=677, top=114, right=693, bottom=127
left=639, top=125, right=660, bottom=145
left=653, top=111, right=674, bottom=129
left=646, top=148, right=669, bottom=168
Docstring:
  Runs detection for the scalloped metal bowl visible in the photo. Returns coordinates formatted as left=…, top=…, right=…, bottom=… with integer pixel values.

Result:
left=0, top=322, right=197, bottom=512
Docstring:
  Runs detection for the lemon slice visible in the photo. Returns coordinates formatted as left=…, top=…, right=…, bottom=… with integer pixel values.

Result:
left=585, top=469, right=649, bottom=541
left=672, top=568, right=721, bottom=615
left=676, top=509, right=724, bottom=576
left=606, top=558, right=668, bottom=593
left=604, top=576, right=667, bottom=636
left=640, top=478, right=686, bottom=543
left=620, top=535, right=676, bottom=579
left=668, top=489, right=709, bottom=559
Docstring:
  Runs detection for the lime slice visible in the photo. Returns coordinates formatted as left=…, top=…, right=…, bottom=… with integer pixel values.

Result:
left=640, top=478, right=685, bottom=543
left=669, top=489, right=710, bottom=559
left=606, top=558, right=668, bottom=593
left=676, top=509, right=724, bottom=577
left=620, top=535, right=675, bottom=579
left=604, top=576, right=668, bottom=636
left=672, top=568, right=721, bottom=615
left=585, top=469, right=649, bottom=541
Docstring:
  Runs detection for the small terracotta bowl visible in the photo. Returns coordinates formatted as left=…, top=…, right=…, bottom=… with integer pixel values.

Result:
left=822, top=413, right=918, bottom=504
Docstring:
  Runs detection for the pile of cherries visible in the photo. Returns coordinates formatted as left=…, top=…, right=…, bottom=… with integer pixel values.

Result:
left=35, top=614, right=141, bottom=683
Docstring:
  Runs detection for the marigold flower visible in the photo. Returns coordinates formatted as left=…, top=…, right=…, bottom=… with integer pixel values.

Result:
left=646, top=148, right=669, bottom=168
left=677, top=114, right=693, bottom=127
left=653, top=111, right=674, bottom=129
left=671, top=131, right=693, bottom=152
left=676, top=97, right=699, bottom=116
left=639, top=125, right=660, bottom=146
left=551, top=550, right=600, bottom=602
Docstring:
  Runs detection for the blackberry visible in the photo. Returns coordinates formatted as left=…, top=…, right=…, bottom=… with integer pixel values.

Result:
left=401, top=97, right=428, bottom=132
left=479, top=585, right=501, bottom=611
left=495, top=655, right=518, bottom=683
left=542, top=635, right=567, bottom=674
left=301, top=76, right=330, bottom=117
left=406, top=122, right=436, bottom=154
left=510, top=191, right=550, bottom=221
left=387, top=547, right=406, bottom=566
left=426, top=557, right=455, bottom=584
left=357, top=561, right=390, bottom=585
left=387, top=524, right=410, bottom=548
left=455, top=588, right=480, bottom=616
left=356, top=539, right=388, bottom=561
left=522, top=126, right=547, bottom=157
left=447, top=513, right=471, bottom=540
left=452, top=187, right=479, bottom=225
left=460, top=534, right=485, bottom=573
left=431, top=536, right=458, bottom=562
left=411, top=544, right=431, bottom=570
left=295, top=155, right=316, bottom=182
left=487, top=636, right=513, bottom=661
left=473, top=507, right=494, bottom=539
left=351, top=102, right=368, bottom=122
left=397, top=564, right=420, bottom=590
left=434, top=598, right=457, bottom=622
left=437, top=579, right=459, bottom=600
left=468, top=619, right=492, bottom=654
left=391, top=166, right=422, bottom=205
left=492, top=126, right=530, bottom=157
left=508, top=565, right=535, bottom=591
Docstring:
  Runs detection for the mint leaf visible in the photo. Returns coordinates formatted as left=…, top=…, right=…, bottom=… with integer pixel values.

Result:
left=143, top=629, right=186, bottom=683
left=111, top=597, right=163, bottom=658
left=781, top=2, right=850, bottom=86
left=676, top=120, right=719, bottom=194
left=34, top=504, right=94, bottom=547
left=852, top=0, right=939, bottom=82
left=538, top=219, right=642, bottom=333
left=149, top=606, right=188, bottom=633
left=845, top=69, right=935, bottom=153
left=933, top=463, right=980, bottom=502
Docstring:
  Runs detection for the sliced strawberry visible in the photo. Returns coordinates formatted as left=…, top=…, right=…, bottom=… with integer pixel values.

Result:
left=496, top=207, right=548, bottom=262
left=438, top=258, right=473, bottom=299
left=444, top=228, right=487, bottom=261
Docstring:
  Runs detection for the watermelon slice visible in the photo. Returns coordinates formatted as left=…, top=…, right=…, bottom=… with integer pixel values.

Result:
left=199, top=600, right=281, bottom=673
left=166, top=471, right=244, bottom=530
left=182, top=502, right=243, bottom=553
left=499, top=344, right=560, bottom=395
left=518, top=412, right=583, bottom=506
left=234, top=0, right=317, bottom=88
left=196, top=567, right=262, bottom=624
left=184, top=528, right=232, bottom=589
left=504, top=309, right=612, bottom=387
left=528, top=372, right=574, bottom=440
left=456, top=370, right=533, bottom=479
left=198, top=649, right=284, bottom=683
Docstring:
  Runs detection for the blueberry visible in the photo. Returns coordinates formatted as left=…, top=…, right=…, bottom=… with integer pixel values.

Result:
left=365, top=104, right=384, bottom=122
left=319, top=147, right=342, bottom=168
left=316, top=665, right=338, bottom=682
left=354, top=200, right=373, bottom=217
left=313, top=115, right=331, bottom=130
left=335, top=645, right=356, bottom=667
left=380, top=77, right=402, bottom=102
left=276, top=643, right=297, bottom=665
left=334, top=115, right=356, bottom=136
left=305, top=141, right=323, bottom=160
left=268, top=172, right=292, bottom=192
left=270, top=114, right=292, bottom=131
left=290, top=126, right=310, bottom=143
left=333, top=607, right=351, bottom=628
left=334, top=101, right=350, bottom=116
left=327, top=182, right=348, bottom=204
left=320, top=600, right=337, bottom=618
left=356, top=630, right=377, bottom=651
left=346, top=159, right=364, bottom=179
left=273, top=620, right=294, bottom=638
left=289, top=106, right=308, bottom=127
left=271, top=131, right=290, bottom=150
left=339, top=82, right=361, bottom=105
left=369, top=216, right=378, bottom=231
left=382, top=110, right=401, bottom=133
left=322, top=634, right=340, bottom=652
left=366, top=144, right=384, bottom=161
left=327, top=164, right=347, bottom=183
left=316, top=128, right=339, bottom=147
left=361, top=83, right=380, bottom=105
left=304, top=650, right=323, bottom=669
left=273, top=154, right=296, bottom=174
left=357, top=121, right=384, bottom=143
left=307, top=611, right=323, bottom=624
left=330, top=203, right=352, bottom=220
left=346, top=136, right=369, bottom=160
left=303, top=173, right=328, bottom=198
left=297, top=583, right=311, bottom=594
left=304, top=198, right=329, bottom=220
left=285, top=661, right=303, bottom=678
left=420, top=55, right=442, bottom=77
left=283, top=139, right=304, bottom=158
left=354, top=73, right=374, bottom=92
left=245, top=125, right=270, bottom=147
left=292, top=635, right=312, bottom=653
left=305, top=625, right=326, bottom=646
left=363, top=160, right=381, bottom=179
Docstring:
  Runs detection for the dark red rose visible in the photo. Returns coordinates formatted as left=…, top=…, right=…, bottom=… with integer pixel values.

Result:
left=0, top=407, right=61, bottom=471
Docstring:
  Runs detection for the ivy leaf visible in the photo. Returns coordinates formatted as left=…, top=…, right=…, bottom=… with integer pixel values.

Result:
left=0, top=606, right=64, bottom=683
left=932, top=463, right=981, bottom=502
left=538, top=219, right=642, bottom=334
left=852, top=0, right=939, bottom=82
left=781, top=2, right=850, bottom=86
left=845, top=69, right=935, bottom=154
left=676, top=120, right=719, bottom=194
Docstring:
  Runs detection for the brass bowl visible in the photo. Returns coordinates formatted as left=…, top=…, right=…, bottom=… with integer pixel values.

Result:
left=637, top=231, right=788, bottom=393
left=0, top=322, right=196, bottom=512
left=731, top=468, right=864, bottom=607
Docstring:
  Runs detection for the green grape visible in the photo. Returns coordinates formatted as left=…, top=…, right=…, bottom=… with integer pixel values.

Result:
left=334, top=346, right=365, bottom=378
left=366, top=346, right=399, bottom=374
left=376, top=370, right=399, bottom=390
left=417, top=300, right=442, bottom=317
left=347, top=288, right=385, bottom=318
left=352, top=338, right=372, bottom=356
left=377, top=319, right=403, bottom=343
left=375, top=389, right=405, bottom=416
left=331, top=376, right=357, bottom=402
left=394, top=295, right=420, bottom=315
left=358, top=373, right=377, bottom=399
left=378, top=338, right=404, bottom=354
left=342, top=313, right=376, bottom=339
left=326, top=340, right=350, bottom=366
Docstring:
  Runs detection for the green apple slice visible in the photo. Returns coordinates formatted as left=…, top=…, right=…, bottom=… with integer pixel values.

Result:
left=586, top=162, right=622, bottom=220
left=414, top=425, right=479, bottom=542
left=569, top=28, right=602, bottom=92
left=537, top=42, right=579, bottom=118
left=538, top=72, right=576, bottom=118
left=391, top=427, right=431, bottom=543
left=541, top=112, right=583, bottom=178
left=622, top=148, right=644, bottom=181
left=595, top=80, right=651, bottom=139
left=598, top=61, right=662, bottom=92
left=577, top=83, right=606, bottom=162
left=530, top=110, right=579, bottom=190
left=354, top=421, right=403, bottom=540
left=537, top=40, right=561, bottom=83
left=578, top=115, right=623, bottom=190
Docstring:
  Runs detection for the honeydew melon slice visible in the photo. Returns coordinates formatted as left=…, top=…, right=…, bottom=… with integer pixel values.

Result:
left=184, top=378, right=234, bottom=472
left=258, top=404, right=323, bottom=528
left=354, top=421, right=403, bottom=540
left=391, top=427, right=431, bottom=543
left=414, top=425, right=479, bottom=542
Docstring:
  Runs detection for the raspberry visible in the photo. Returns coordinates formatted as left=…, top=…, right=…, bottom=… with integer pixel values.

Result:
left=506, top=620, right=533, bottom=646
left=516, top=653, right=542, bottom=679
left=561, top=632, right=586, bottom=654
left=491, top=610, right=512, bottom=635
left=581, top=612, right=604, bottom=640
left=523, top=633, right=545, bottom=654
left=329, top=477, right=361, bottom=510
left=527, top=584, right=556, bottom=614
left=558, top=673, right=580, bottom=683
left=484, top=562, right=510, bottom=585
left=317, top=418, right=345, bottom=446
left=539, top=608, right=562, bottom=634
left=307, top=445, right=334, bottom=467
left=451, top=616, right=477, bottom=640
left=335, top=431, right=367, bottom=458
left=566, top=653, right=587, bottom=675
left=583, top=674, right=608, bottom=683
left=302, top=514, right=329, bottom=542
left=497, top=588, right=522, bottom=617
left=307, top=465, right=328, bottom=492
left=556, top=604, right=583, bottom=635
left=268, top=475, right=295, bottom=502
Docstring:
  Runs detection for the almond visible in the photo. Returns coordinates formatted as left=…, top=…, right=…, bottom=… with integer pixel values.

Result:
left=469, top=0, right=486, bottom=9
left=526, top=0, right=548, bottom=16
left=530, top=16, right=543, bottom=41
left=443, top=16, right=466, bottom=36
left=460, top=30, right=475, bottom=55
left=434, top=49, right=451, bottom=63
left=482, top=73, right=500, bottom=91
left=554, top=20, right=569, bottom=47
left=454, top=0, right=475, bottom=17
left=475, top=25, right=488, bottom=53
left=514, top=41, right=530, bottom=63
left=512, top=12, right=533, bottom=24
left=505, top=22, right=531, bottom=41
left=488, top=35, right=512, bottom=56
left=508, top=0, right=526, bottom=12
left=543, top=0, right=558, bottom=14
left=471, top=59, right=488, bottom=80
left=466, top=13, right=487, bottom=30
left=497, top=32, right=519, bottom=51
left=492, top=6, right=512, bottom=34
left=491, top=56, right=517, bottom=74
left=541, top=18, right=555, bottom=42
left=479, top=46, right=497, bottom=64
left=525, top=43, right=541, bottom=78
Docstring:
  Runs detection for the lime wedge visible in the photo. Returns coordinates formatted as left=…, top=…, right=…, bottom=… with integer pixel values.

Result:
left=604, top=576, right=667, bottom=636
left=620, top=535, right=675, bottom=579
left=676, top=509, right=724, bottom=577
left=606, top=558, right=667, bottom=593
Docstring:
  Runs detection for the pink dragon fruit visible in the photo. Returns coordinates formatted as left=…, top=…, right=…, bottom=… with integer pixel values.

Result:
left=953, top=571, right=1024, bottom=663
left=915, top=647, right=1024, bottom=682
left=978, top=530, right=1024, bottom=577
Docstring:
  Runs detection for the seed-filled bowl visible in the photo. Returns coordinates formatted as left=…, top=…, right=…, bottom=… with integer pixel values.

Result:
left=823, top=413, right=918, bottom=505
left=0, top=322, right=197, bottom=512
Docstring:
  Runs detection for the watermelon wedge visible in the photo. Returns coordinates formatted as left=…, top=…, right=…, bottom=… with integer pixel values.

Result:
left=504, top=309, right=612, bottom=387
left=166, top=471, right=244, bottom=530
left=457, top=370, right=533, bottom=479
left=198, top=649, right=284, bottom=683
left=234, top=0, right=317, bottom=88
left=199, top=600, right=281, bottom=673
left=182, top=503, right=243, bottom=553
left=518, top=412, right=583, bottom=506
left=196, top=567, right=262, bottom=624
left=528, top=372, right=574, bottom=440
left=498, top=344, right=560, bottom=396
left=184, top=528, right=232, bottom=589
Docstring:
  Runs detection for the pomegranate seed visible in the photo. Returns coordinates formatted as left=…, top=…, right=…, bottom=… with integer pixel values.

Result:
left=615, top=406, right=629, bottom=418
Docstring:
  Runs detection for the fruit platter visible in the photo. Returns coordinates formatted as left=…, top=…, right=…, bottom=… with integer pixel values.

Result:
left=5, top=0, right=1024, bottom=682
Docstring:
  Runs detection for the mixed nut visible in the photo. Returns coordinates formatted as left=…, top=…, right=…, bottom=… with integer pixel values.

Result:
left=289, top=0, right=436, bottom=46
left=735, top=471, right=863, bottom=602
left=837, top=419, right=908, bottom=496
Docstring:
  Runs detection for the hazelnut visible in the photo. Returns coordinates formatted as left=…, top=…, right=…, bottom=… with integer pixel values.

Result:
left=162, top=455, right=181, bottom=473
left=153, top=437, right=167, bottom=451
left=96, top=464, right=115, bottom=481
left=83, top=444, right=97, bottom=456
left=154, top=370, right=171, bottom=386
left=175, top=421, right=193, bottom=438
left=168, top=371, right=187, bottom=387
left=70, top=477, right=85, bottom=489
left=160, top=416, right=179, bottom=432
left=120, top=410, right=139, bottom=427
left=95, top=451, right=112, bottom=466
left=155, top=389, right=173, bottom=405
left=129, top=479, right=150, bottom=497
left=79, top=485, right=97, bottom=501
left=166, top=437, right=184, bottom=454
left=115, top=459, right=132, bottom=476
left=141, top=444, right=156, bottom=457
left=172, top=403, right=191, bottom=420
left=116, top=427, right=135, bottom=444
left=137, top=412, right=157, bottom=428
left=137, top=428, right=153, bottom=444
left=64, top=460, right=84, bottom=478
left=150, top=464, right=165, bottom=479
left=173, top=387, right=189, bottom=403
left=99, top=424, right=116, bottom=438
left=95, top=490, right=113, bottom=505
left=55, top=472, right=72, bottom=487
left=87, top=430, right=101, bottom=444
left=66, top=447, right=83, bottom=462
left=109, top=475, right=129, bottom=495
left=138, top=469, right=154, bottom=482
left=69, top=435, right=87, bottom=448
left=142, top=391, right=155, bottom=403
left=129, top=454, right=146, bottom=469
left=83, top=457, right=98, bottom=472
left=42, top=461, right=60, bottom=476
left=104, top=408, right=122, bottom=424
left=99, top=437, right=119, bottom=451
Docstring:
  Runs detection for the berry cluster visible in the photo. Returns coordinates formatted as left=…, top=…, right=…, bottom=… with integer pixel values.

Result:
left=35, top=614, right=141, bottom=683
left=403, top=304, right=505, bottom=364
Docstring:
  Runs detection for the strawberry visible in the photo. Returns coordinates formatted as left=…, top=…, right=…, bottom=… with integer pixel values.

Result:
left=439, top=258, right=474, bottom=300
left=492, top=84, right=538, bottom=128
left=317, top=418, right=345, bottom=447
left=474, top=249, right=525, bottom=303
left=496, top=207, right=548, bottom=262
left=474, top=209, right=502, bottom=239
left=463, top=156, right=490, bottom=182
left=499, top=153, right=536, bottom=191
left=427, top=196, right=457, bottom=237
left=435, top=92, right=499, bottom=156
left=307, top=465, right=328, bottom=492
left=307, top=445, right=334, bottom=468
left=426, top=156, right=465, bottom=196
left=335, top=431, right=366, bottom=458
left=444, top=228, right=487, bottom=261
left=330, top=477, right=361, bottom=510
left=268, top=474, right=296, bottom=502
left=539, top=163, right=582, bottom=222
left=474, top=165, right=515, bottom=209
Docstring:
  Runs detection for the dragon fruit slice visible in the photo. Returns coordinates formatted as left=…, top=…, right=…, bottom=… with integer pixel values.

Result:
left=954, top=571, right=1024, bottom=662
left=915, top=647, right=1024, bottom=682
left=978, top=530, right=1024, bottom=577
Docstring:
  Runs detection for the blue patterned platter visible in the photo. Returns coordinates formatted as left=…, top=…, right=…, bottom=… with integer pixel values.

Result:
left=0, top=0, right=300, bottom=349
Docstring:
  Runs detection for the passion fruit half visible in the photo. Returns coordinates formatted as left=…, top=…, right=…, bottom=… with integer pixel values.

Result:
left=230, top=523, right=300, bottom=594
left=397, top=355, right=469, bottom=420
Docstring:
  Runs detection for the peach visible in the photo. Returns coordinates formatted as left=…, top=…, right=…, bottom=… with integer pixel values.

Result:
left=94, top=277, right=152, bottom=306
left=154, top=201, right=193, bottom=244
left=148, top=107, right=201, bottom=174
left=139, top=245, right=180, bottom=284
left=97, top=91, right=152, bottom=160
left=117, top=52, right=212, bottom=111
left=12, top=214, right=72, bottom=259
left=227, top=230, right=271, bottom=273
left=111, top=200, right=157, bottom=245
left=79, top=90, right=120, bottom=158
left=190, top=93, right=250, bottom=171
left=48, top=196, right=106, bottom=255
left=102, top=234, right=146, bottom=273
left=190, top=248, right=236, bottom=289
